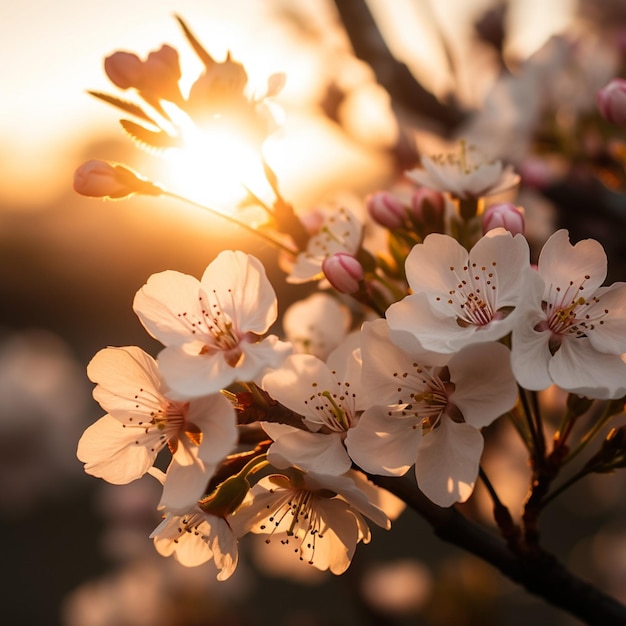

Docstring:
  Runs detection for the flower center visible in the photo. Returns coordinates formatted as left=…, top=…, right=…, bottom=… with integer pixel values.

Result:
left=392, top=365, right=458, bottom=432
left=260, top=488, right=324, bottom=566
left=435, top=262, right=510, bottom=328
left=302, top=376, right=357, bottom=432
left=535, top=276, right=608, bottom=353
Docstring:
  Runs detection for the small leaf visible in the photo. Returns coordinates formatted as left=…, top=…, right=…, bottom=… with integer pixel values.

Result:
left=88, top=91, right=156, bottom=125
left=119, top=119, right=182, bottom=152
left=175, top=14, right=215, bottom=69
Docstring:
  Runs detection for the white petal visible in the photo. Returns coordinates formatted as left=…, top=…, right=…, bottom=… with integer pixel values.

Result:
left=265, top=428, right=352, bottom=475
left=449, top=342, right=517, bottom=428
left=77, top=414, right=157, bottom=483
left=549, top=338, right=626, bottom=399
left=415, top=419, right=483, bottom=507
left=346, top=406, right=419, bottom=477
left=133, top=270, right=203, bottom=346
left=200, top=251, right=278, bottom=334
left=510, top=307, right=553, bottom=390
left=87, top=346, right=164, bottom=420
left=188, top=393, right=238, bottom=465
left=160, top=451, right=214, bottom=511
left=585, top=284, right=626, bottom=354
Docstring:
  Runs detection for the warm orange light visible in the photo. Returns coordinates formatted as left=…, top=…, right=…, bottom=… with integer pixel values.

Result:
left=153, top=105, right=270, bottom=217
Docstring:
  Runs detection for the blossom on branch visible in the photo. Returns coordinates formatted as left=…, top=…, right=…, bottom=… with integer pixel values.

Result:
left=511, top=229, right=626, bottom=399
left=261, top=335, right=363, bottom=475
left=133, top=250, right=291, bottom=398
left=386, top=228, right=540, bottom=353
left=345, top=319, right=517, bottom=507
left=77, top=346, right=238, bottom=510
left=230, top=470, right=390, bottom=575
left=406, top=143, right=519, bottom=201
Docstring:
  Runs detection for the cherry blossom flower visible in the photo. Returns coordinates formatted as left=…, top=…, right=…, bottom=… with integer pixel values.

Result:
left=261, top=335, right=363, bottom=475
left=230, top=470, right=390, bottom=575
left=386, top=228, right=540, bottom=353
left=511, top=229, right=626, bottom=399
left=77, top=346, right=238, bottom=510
left=287, top=206, right=362, bottom=284
left=133, top=250, right=291, bottom=398
left=149, top=468, right=238, bottom=579
left=345, top=320, right=517, bottom=507
left=282, top=292, right=351, bottom=360
left=406, top=143, right=519, bottom=201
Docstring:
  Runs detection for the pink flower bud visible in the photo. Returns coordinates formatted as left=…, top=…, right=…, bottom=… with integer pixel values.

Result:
left=322, top=253, right=364, bottom=294
left=366, top=191, right=407, bottom=229
left=409, top=187, right=446, bottom=236
left=73, top=160, right=161, bottom=199
left=104, top=52, right=143, bottom=90
left=596, top=78, right=626, bottom=126
left=482, top=202, right=525, bottom=236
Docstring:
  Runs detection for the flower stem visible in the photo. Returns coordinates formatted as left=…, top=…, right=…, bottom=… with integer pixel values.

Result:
left=162, top=190, right=297, bottom=255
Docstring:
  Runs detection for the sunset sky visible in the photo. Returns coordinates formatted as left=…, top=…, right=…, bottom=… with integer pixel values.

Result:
left=1, top=0, right=574, bottom=204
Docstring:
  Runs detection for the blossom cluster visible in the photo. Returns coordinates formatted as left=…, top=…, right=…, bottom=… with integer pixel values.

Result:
left=75, top=17, right=626, bottom=585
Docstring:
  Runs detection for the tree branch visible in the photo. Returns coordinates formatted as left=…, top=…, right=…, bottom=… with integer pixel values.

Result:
left=370, top=473, right=626, bottom=626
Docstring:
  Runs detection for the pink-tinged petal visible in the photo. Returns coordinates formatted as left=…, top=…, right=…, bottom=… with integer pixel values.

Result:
left=404, top=234, right=471, bottom=296
left=200, top=251, right=277, bottom=334
left=415, top=419, right=483, bottom=507
left=233, top=336, right=292, bottom=383
left=386, top=292, right=484, bottom=353
left=87, top=346, right=164, bottom=419
left=585, top=283, right=626, bottom=354
left=264, top=427, right=352, bottom=475
left=187, top=394, right=238, bottom=465
left=469, top=230, right=532, bottom=307
left=449, top=342, right=517, bottom=428
left=262, top=354, right=338, bottom=418
left=549, top=338, right=626, bottom=399
left=348, top=470, right=406, bottom=521
left=160, top=449, right=214, bottom=511
left=345, top=406, right=419, bottom=476
left=510, top=312, right=553, bottom=390
left=538, top=230, right=607, bottom=296
left=133, top=270, right=203, bottom=346
left=77, top=414, right=157, bottom=484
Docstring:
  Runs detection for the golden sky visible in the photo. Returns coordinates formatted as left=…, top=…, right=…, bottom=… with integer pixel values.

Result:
left=0, top=0, right=574, bottom=204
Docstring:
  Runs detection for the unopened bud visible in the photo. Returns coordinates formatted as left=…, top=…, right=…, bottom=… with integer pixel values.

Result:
left=73, top=160, right=162, bottom=199
left=322, top=253, right=364, bottom=294
left=104, top=52, right=143, bottom=90
left=366, top=191, right=407, bottom=229
left=409, top=187, right=446, bottom=236
left=482, top=202, right=525, bottom=236
left=597, top=78, right=626, bottom=126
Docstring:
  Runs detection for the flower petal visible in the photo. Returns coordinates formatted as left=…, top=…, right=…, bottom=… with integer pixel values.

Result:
left=415, top=419, right=483, bottom=507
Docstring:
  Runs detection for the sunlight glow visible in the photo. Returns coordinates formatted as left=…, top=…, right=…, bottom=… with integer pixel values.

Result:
left=155, top=107, right=271, bottom=218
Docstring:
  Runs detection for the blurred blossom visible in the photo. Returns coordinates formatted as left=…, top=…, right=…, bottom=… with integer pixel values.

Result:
left=366, top=190, right=406, bottom=229
left=591, top=527, right=626, bottom=603
left=482, top=202, right=525, bottom=236
left=361, top=559, right=433, bottom=615
left=596, top=78, right=626, bottom=125
left=62, top=557, right=251, bottom=626
left=282, top=292, right=351, bottom=360
left=0, top=330, right=90, bottom=516
left=406, top=143, right=519, bottom=201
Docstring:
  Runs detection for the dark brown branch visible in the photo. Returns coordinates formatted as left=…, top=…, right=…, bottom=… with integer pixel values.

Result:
left=332, top=0, right=465, bottom=134
left=370, top=474, right=626, bottom=626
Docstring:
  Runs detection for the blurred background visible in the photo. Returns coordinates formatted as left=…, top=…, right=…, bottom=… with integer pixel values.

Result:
left=2, top=1, right=626, bottom=624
